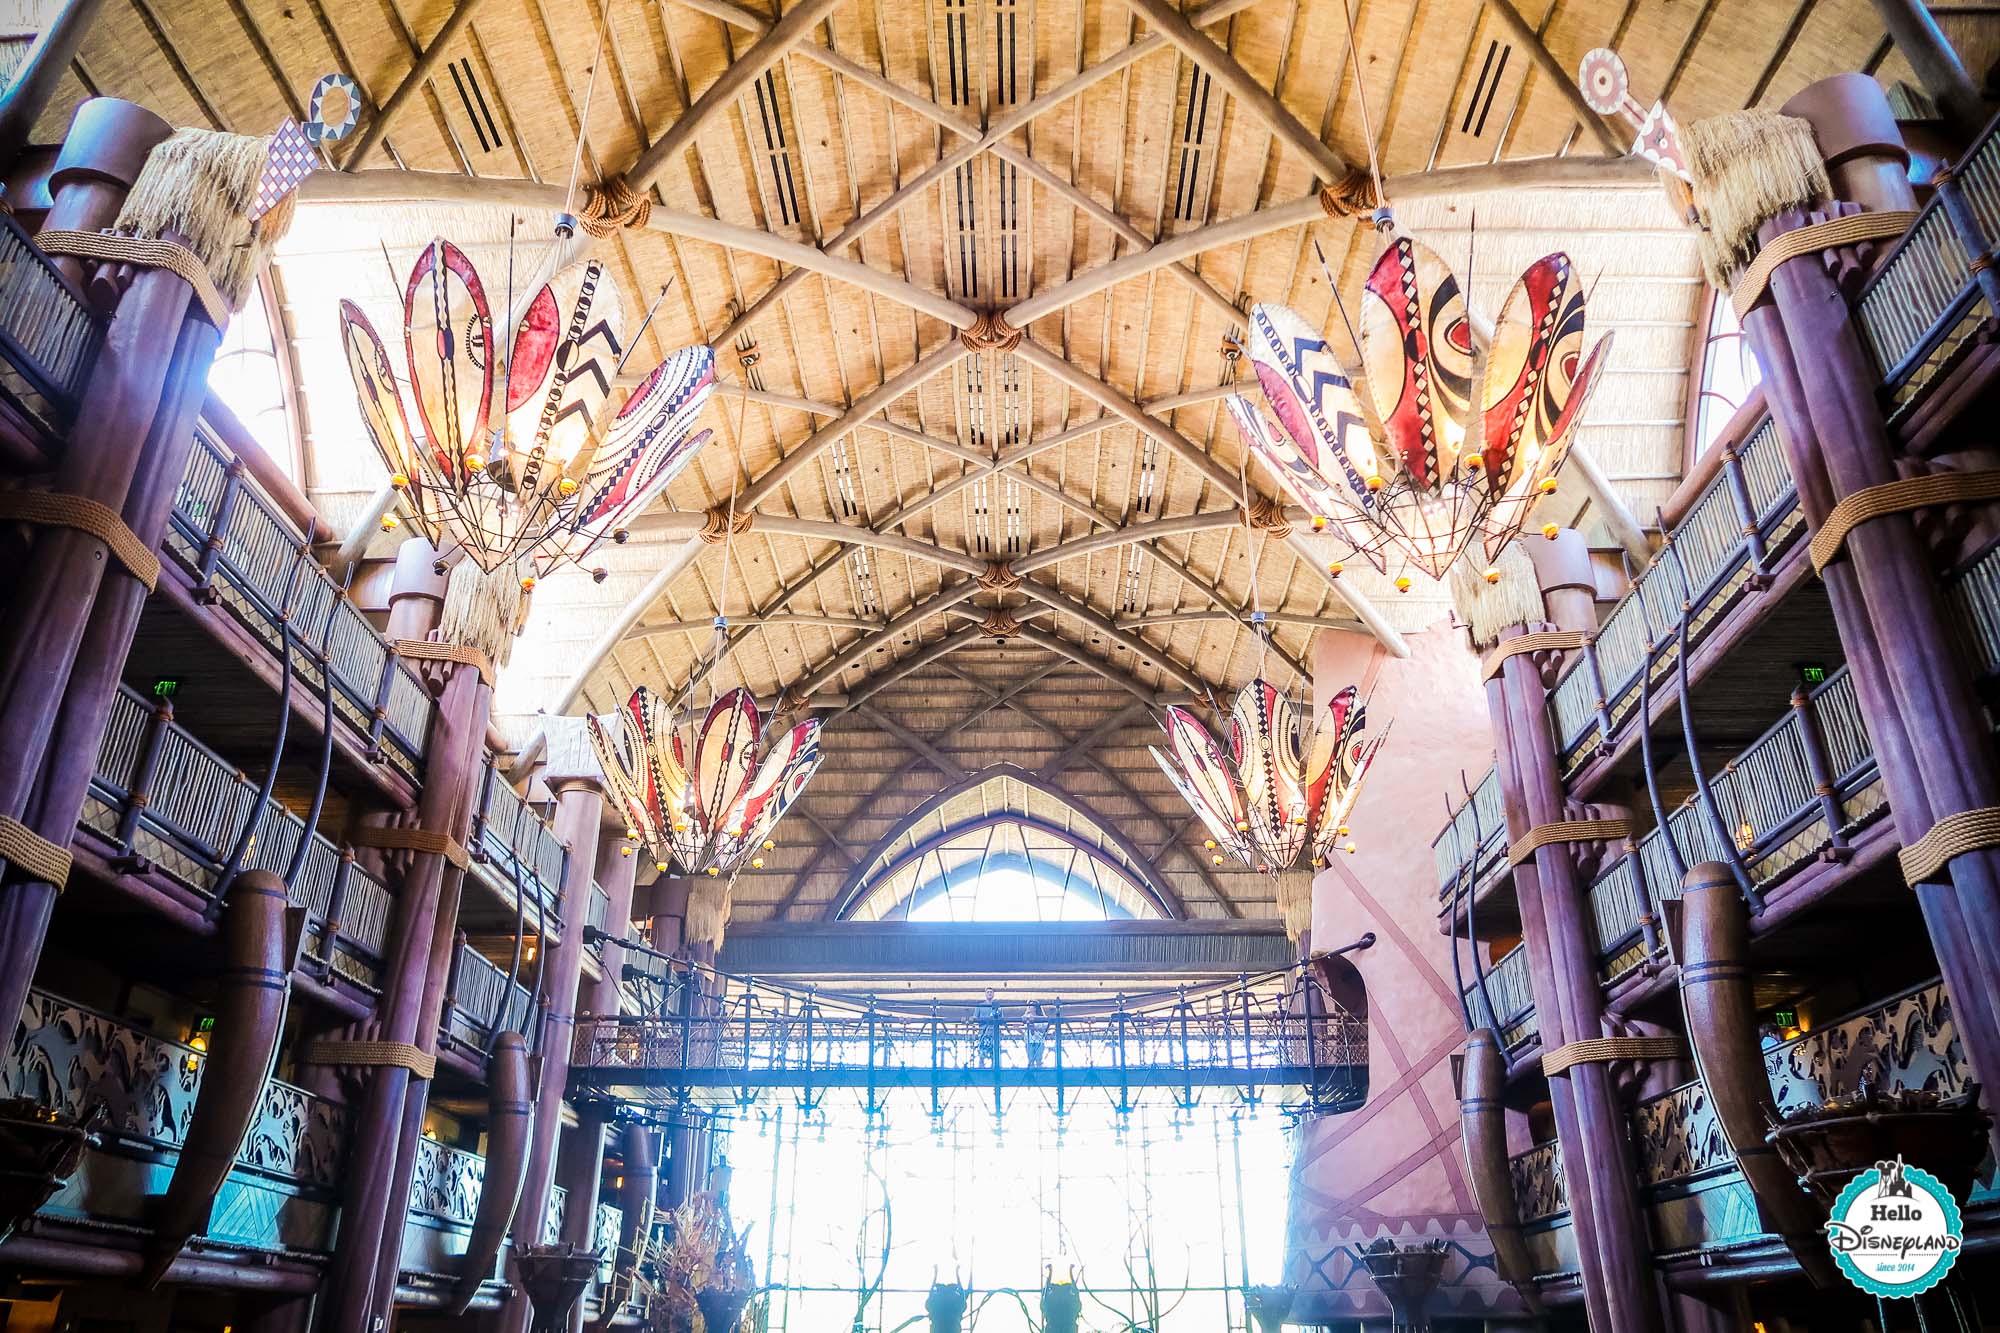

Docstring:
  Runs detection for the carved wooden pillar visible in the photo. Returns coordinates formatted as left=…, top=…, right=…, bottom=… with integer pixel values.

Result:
left=0, top=102, right=219, bottom=1041
left=1458, top=1029, right=1540, bottom=1307
left=1752, top=79, right=2000, bottom=1102
left=556, top=833, right=639, bottom=1332
left=1486, top=533, right=1667, bottom=1333
left=500, top=752, right=607, bottom=1333
left=318, top=542, right=491, bottom=1333
left=1865, top=0, right=1987, bottom=142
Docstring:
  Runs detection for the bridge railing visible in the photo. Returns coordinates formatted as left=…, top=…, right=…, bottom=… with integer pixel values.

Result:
left=570, top=961, right=1366, bottom=1113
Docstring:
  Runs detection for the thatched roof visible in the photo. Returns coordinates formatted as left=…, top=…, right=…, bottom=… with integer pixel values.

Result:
left=44, top=0, right=1976, bottom=920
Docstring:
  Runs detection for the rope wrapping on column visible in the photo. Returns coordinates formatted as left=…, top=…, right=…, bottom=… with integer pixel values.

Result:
left=1728, top=209, right=1918, bottom=319
left=350, top=825, right=472, bottom=870
left=392, top=638, right=495, bottom=688
left=1807, top=470, right=2000, bottom=573
left=34, top=229, right=233, bottom=327
left=1899, top=806, right=2000, bottom=885
left=0, top=491, right=162, bottom=590
left=304, top=1039, right=437, bottom=1079
left=1480, top=630, right=1588, bottom=682
left=1317, top=166, right=1377, bottom=219
left=1507, top=818, right=1634, bottom=867
left=0, top=815, right=71, bottom=888
left=1540, top=1035, right=1685, bottom=1076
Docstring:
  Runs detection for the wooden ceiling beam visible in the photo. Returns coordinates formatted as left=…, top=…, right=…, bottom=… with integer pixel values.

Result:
left=918, top=679, right=1231, bottom=918
left=338, top=0, right=498, bottom=168
left=855, top=704, right=970, bottom=782
left=1012, top=338, right=1408, bottom=658
left=1120, top=610, right=1364, bottom=633
left=623, top=0, right=850, bottom=194
left=299, top=170, right=979, bottom=329
left=792, top=582, right=986, bottom=697
left=1119, top=0, right=1346, bottom=183
left=768, top=660, right=1072, bottom=915
left=709, top=0, right=1265, bottom=347
left=1016, top=580, right=1208, bottom=696
left=1037, top=701, right=1152, bottom=782
left=1483, top=0, right=1628, bottom=156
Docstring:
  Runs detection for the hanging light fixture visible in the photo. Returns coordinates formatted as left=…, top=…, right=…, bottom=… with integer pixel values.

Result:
left=1151, top=681, right=1382, bottom=873
left=588, top=685, right=824, bottom=879
left=1231, top=235, right=1612, bottom=584
left=338, top=240, right=717, bottom=589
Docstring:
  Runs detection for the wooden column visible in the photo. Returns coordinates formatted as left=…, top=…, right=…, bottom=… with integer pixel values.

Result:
left=557, top=833, right=639, bottom=1331
left=500, top=766, right=606, bottom=1333
left=0, top=0, right=112, bottom=169
left=1866, top=0, right=1987, bottom=142
left=1753, top=79, right=2000, bottom=1104
left=1486, top=534, right=1667, bottom=1333
left=318, top=544, right=492, bottom=1333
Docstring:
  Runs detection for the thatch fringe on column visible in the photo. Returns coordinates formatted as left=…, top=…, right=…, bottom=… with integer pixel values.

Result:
left=440, top=558, right=527, bottom=670
left=1682, top=111, right=1830, bottom=289
left=113, top=127, right=297, bottom=305
left=1449, top=545, right=1544, bottom=652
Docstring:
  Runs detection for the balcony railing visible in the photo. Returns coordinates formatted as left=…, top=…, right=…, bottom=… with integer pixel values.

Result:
left=1856, top=117, right=2000, bottom=414
left=587, top=881, right=611, bottom=939
left=1584, top=666, right=1888, bottom=976
left=445, top=942, right=535, bottom=1049
left=1546, top=414, right=1798, bottom=770
left=165, top=426, right=435, bottom=784
left=81, top=683, right=396, bottom=985
left=473, top=758, right=568, bottom=927
left=405, top=1140, right=581, bottom=1277
left=1509, top=1140, right=1568, bottom=1224
left=0, top=213, right=102, bottom=435
left=4, top=988, right=348, bottom=1250
left=1947, top=539, right=2000, bottom=680
left=1460, top=942, right=1537, bottom=1053
left=1432, top=763, right=1505, bottom=903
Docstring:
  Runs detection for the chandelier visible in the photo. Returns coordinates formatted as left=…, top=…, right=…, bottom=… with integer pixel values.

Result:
left=1151, top=681, right=1382, bottom=874
left=588, top=685, right=824, bottom=879
left=1231, top=233, right=1611, bottom=583
left=339, top=239, right=717, bottom=586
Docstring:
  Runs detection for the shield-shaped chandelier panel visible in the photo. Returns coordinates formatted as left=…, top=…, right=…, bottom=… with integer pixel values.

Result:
left=339, top=238, right=718, bottom=583
left=1232, top=232, right=1612, bottom=583
left=589, top=685, right=825, bottom=880
left=1151, top=682, right=1382, bottom=874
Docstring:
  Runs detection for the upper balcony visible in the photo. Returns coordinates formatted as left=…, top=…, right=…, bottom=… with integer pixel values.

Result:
left=1505, top=977, right=1995, bottom=1287
left=159, top=424, right=436, bottom=794
left=0, top=210, right=102, bottom=464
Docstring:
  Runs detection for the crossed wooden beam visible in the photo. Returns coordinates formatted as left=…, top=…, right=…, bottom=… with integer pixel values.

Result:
left=309, top=0, right=1658, bottom=763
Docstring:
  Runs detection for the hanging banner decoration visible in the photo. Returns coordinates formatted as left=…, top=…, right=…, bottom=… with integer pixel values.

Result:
left=251, top=118, right=318, bottom=223
left=1576, top=47, right=1691, bottom=182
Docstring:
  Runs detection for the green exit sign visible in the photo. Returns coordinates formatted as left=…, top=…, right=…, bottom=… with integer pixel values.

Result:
left=151, top=678, right=181, bottom=699
left=1796, top=663, right=1828, bottom=688
left=1771, top=1008, right=1797, bottom=1028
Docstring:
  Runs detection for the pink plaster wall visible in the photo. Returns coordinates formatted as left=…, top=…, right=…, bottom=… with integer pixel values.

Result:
left=1285, top=622, right=1526, bottom=1321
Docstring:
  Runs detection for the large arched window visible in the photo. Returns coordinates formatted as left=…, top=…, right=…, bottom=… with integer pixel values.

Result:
left=838, top=767, right=1176, bottom=922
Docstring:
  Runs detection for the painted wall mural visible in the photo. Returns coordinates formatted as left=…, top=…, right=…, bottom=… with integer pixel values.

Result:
left=1286, top=628, right=1527, bottom=1324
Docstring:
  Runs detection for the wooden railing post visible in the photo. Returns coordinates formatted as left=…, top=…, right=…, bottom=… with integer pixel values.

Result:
left=1719, top=444, right=1772, bottom=588
left=320, top=847, right=354, bottom=972
left=1582, top=634, right=1615, bottom=755
left=193, top=455, right=245, bottom=599
left=113, top=693, right=173, bottom=857
left=1933, top=157, right=2000, bottom=316
left=1790, top=686, right=1853, bottom=862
